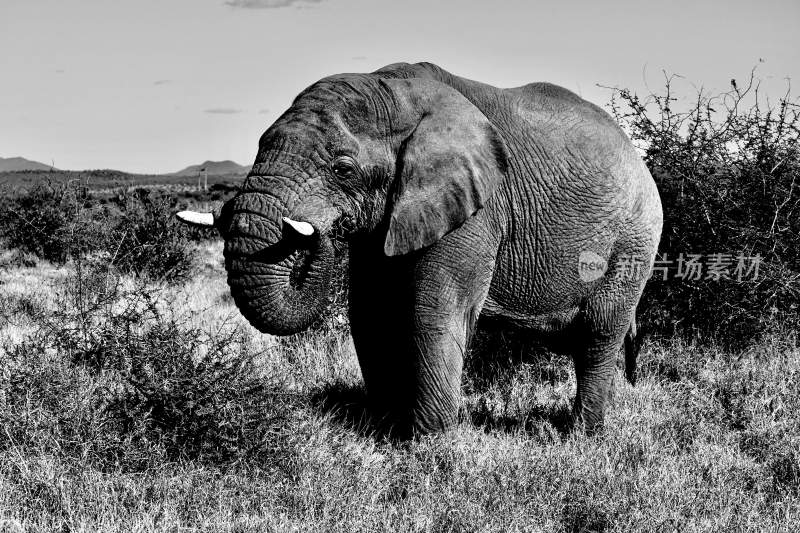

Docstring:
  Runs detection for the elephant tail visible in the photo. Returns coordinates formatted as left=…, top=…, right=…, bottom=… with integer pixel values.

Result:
left=624, top=320, right=640, bottom=385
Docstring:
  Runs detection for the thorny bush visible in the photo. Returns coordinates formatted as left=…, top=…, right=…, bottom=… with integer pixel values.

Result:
left=607, top=69, right=800, bottom=345
left=0, top=183, right=203, bottom=280
left=0, top=261, right=291, bottom=469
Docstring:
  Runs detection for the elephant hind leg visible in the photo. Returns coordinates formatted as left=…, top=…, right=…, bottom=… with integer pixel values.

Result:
left=624, top=319, right=638, bottom=385
left=573, top=267, right=649, bottom=433
left=572, top=331, right=621, bottom=434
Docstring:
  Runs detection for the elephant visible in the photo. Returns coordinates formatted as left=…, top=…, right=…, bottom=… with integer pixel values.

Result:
left=177, top=62, right=663, bottom=436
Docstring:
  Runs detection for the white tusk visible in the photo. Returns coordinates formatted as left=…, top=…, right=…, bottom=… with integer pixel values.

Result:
left=176, top=211, right=215, bottom=227
left=282, top=217, right=315, bottom=236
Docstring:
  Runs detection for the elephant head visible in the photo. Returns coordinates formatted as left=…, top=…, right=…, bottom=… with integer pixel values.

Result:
left=178, top=72, right=508, bottom=336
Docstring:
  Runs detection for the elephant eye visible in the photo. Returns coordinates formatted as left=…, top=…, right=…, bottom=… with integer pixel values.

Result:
left=331, top=157, right=357, bottom=178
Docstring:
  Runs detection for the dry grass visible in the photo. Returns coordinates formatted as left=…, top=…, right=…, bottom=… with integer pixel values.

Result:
left=1, top=246, right=798, bottom=532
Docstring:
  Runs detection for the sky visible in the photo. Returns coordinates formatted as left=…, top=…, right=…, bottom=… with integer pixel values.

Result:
left=1, top=0, right=798, bottom=174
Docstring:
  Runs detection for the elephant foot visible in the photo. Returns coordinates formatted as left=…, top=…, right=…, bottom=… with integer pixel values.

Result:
left=367, top=405, right=458, bottom=439
left=571, top=398, right=606, bottom=435
left=410, top=409, right=458, bottom=436
left=366, top=397, right=411, bottom=439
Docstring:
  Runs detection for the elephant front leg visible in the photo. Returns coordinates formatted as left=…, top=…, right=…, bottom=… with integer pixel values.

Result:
left=352, top=300, right=478, bottom=436
left=348, top=252, right=415, bottom=434
left=348, top=233, right=496, bottom=437
left=349, top=239, right=435, bottom=435
left=406, top=314, right=472, bottom=434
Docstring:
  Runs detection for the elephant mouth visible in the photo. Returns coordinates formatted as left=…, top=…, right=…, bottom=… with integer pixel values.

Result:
left=288, top=248, right=314, bottom=290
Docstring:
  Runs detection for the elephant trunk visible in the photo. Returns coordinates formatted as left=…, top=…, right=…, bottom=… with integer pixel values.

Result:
left=223, top=190, right=334, bottom=336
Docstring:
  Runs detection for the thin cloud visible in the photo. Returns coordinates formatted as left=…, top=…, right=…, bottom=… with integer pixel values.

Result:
left=224, top=0, right=323, bottom=8
left=153, top=79, right=172, bottom=86
left=204, top=108, right=243, bottom=114
left=258, top=108, right=270, bottom=114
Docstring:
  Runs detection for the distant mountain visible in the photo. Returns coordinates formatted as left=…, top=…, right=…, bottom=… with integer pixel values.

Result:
left=0, top=156, right=57, bottom=172
left=171, top=160, right=248, bottom=177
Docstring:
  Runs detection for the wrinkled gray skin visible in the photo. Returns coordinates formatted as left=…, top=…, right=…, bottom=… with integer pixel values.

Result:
left=188, top=62, right=662, bottom=436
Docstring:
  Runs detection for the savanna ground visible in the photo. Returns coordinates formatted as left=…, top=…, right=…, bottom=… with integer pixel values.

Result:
left=1, top=75, right=798, bottom=531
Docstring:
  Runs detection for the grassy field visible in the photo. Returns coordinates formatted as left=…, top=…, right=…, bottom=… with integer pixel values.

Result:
left=1, top=239, right=798, bottom=532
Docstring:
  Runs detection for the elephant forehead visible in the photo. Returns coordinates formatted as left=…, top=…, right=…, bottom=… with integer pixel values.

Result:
left=259, top=115, right=352, bottom=165
left=261, top=112, right=334, bottom=149
left=257, top=114, right=389, bottom=177
left=329, top=112, right=390, bottom=163
left=291, top=78, right=391, bottom=131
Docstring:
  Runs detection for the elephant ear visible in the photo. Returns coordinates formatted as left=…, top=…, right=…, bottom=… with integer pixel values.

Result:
left=381, top=78, right=509, bottom=256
